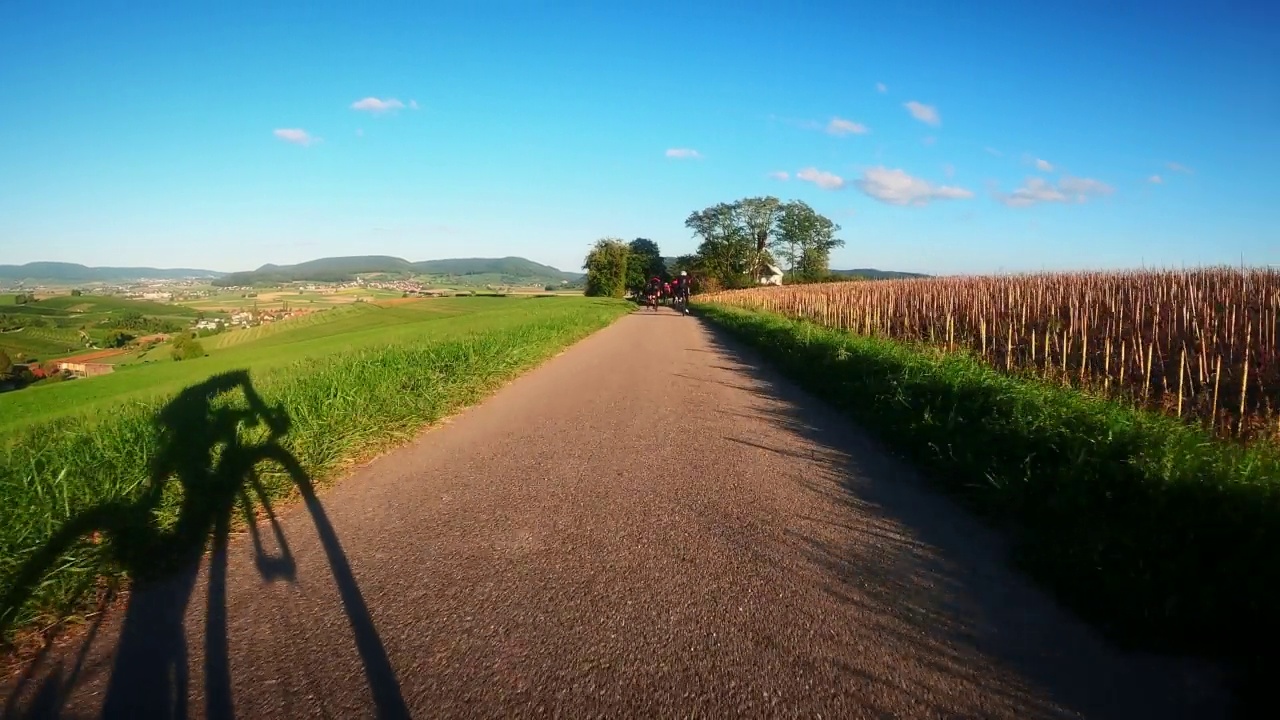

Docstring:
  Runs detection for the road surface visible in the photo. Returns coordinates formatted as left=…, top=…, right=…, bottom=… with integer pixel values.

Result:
left=3, top=307, right=1227, bottom=719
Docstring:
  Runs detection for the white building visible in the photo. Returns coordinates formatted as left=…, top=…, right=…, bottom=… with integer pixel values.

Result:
left=758, top=263, right=784, bottom=286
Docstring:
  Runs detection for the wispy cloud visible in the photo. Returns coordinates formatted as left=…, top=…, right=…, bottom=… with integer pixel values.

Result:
left=827, top=117, right=869, bottom=136
left=995, top=175, right=1114, bottom=207
left=854, top=166, right=972, bottom=206
left=985, top=146, right=1004, bottom=157
left=943, top=163, right=956, bottom=178
left=409, top=99, right=420, bottom=110
left=768, top=171, right=790, bottom=181
left=922, top=136, right=937, bottom=146
left=1166, top=161, right=1194, bottom=174
left=351, top=97, right=406, bottom=113
left=904, top=100, right=940, bottom=126
left=1148, top=174, right=1163, bottom=184
left=1059, top=176, right=1114, bottom=198
left=273, top=128, right=318, bottom=146
left=1034, top=158, right=1054, bottom=172
left=355, top=128, right=364, bottom=137
left=876, top=82, right=888, bottom=94
left=796, top=167, right=846, bottom=190
left=665, top=148, right=703, bottom=159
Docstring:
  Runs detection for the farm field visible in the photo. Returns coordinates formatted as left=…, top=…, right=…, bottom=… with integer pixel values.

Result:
left=179, top=287, right=405, bottom=313
left=0, top=293, right=206, bottom=362
left=702, top=267, right=1280, bottom=442
left=0, top=296, right=608, bottom=432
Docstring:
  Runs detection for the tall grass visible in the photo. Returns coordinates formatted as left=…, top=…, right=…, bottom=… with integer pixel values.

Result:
left=0, top=299, right=628, bottom=645
left=703, top=268, right=1280, bottom=441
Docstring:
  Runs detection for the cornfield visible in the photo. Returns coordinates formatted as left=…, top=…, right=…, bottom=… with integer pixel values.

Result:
left=703, top=268, right=1280, bottom=442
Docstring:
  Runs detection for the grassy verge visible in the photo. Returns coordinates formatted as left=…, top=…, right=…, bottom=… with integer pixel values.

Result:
left=1, top=297, right=563, bottom=430
left=697, top=303, right=1280, bottom=685
left=0, top=298, right=629, bottom=646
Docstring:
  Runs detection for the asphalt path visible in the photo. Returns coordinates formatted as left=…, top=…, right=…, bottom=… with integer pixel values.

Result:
left=3, top=306, right=1228, bottom=718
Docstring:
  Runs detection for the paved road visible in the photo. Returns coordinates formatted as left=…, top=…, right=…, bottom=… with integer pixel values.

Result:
left=3, top=307, right=1228, bottom=719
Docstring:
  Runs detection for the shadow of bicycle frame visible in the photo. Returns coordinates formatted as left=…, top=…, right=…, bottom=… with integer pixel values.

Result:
left=1, top=370, right=410, bottom=719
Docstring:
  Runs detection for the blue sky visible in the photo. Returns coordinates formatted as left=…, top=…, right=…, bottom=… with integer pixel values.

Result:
left=1, top=0, right=1276, bottom=275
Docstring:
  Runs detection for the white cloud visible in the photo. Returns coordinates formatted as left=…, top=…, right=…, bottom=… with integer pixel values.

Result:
left=876, top=82, right=888, bottom=94
left=922, top=136, right=937, bottom=146
left=943, top=163, right=956, bottom=178
left=351, top=97, right=406, bottom=113
left=665, top=148, right=702, bottom=159
left=827, top=117, right=869, bottom=136
left=1034, top=158, right=1054, bottom=172
left=854, top=166, right=973, bottom=206
left=796, top=167, right=846, bottom=190
left=1148, top=174, right=1163, bottom=184
left=768, top=171, right=790, bottom=181
left=1059, top=175, right=1114, bottom=199
left=1166, top=161, right=1193, bottom=174
left=996, top=175, right=1114, bottom=207
left=409, top=99, right=420, bottom=110
left=904, top=100, right=940, bottom=126
left=273, top=128, right=318, bottom=146
left=985, top=146, right=1004, bottom=157
left=996, top=177, right=1066, bottom=207
left=355, top=128, right=364, bottom=137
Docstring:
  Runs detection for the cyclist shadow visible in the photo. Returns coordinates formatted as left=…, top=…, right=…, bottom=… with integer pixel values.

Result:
left=2, top=370, right=409, bottom=720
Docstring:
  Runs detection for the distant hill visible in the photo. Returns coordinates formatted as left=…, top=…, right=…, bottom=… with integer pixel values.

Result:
left=830, top=268, right=931, bottom=280
left=0, top=262, right=224, bottom=283
left=213, top=255, right=583, bottom=287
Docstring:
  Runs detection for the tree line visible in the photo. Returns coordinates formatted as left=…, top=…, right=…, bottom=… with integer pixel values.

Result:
left=582, top=196, right=844, bottom=297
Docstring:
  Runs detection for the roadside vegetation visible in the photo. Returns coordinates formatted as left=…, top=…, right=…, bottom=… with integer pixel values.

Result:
left=696, top=287, right=1280, bottom=705
left=0, top=296, right=629, bottom=648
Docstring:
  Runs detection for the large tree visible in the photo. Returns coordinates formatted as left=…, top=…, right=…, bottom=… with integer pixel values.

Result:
left=738, top=196, right=784, bottom=282
left=582, top=237, right=631, bottom=298
left=771, top=200, right=844, bottom=281
left=685, top=202, right=756, bottom=289
left=626, top=238, right=666, bottom=294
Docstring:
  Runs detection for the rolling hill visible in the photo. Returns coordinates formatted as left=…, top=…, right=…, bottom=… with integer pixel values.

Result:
left=213, top=255, right=583, bottom=286
left=831, top=268, right=931, bottom=280
left=0, top=262, right=224, bottom=284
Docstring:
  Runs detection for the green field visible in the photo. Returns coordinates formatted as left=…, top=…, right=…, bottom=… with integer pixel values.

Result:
left=0, top=296, right=603, bottom=432
left=0, top=295, right=629, bottom=646
left=0, top=293, right=206, bottom=362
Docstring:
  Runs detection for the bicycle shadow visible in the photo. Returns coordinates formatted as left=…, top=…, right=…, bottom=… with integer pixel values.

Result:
left=1, top=370, right=409, bottom=719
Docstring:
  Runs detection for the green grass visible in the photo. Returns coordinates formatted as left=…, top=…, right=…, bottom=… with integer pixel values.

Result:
left=697, top=302, right=1280, bottom=688
left=0, top=296, right=629, bottom=645
left=0, top=297, right=564, bottom=430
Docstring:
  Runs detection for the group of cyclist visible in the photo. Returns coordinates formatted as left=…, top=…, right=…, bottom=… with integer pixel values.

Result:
left=643, top=270, right=691, bottom=314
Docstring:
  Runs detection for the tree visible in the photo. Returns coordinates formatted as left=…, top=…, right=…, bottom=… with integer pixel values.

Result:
left=772, top=200, right=844, bottom=281
left=738, top=196, right=784, bottom=282
left=626, top=238, right=666, bottom=294
left=0, top=349, right=12, bottom=379
left=582, top=238, right=630, bottom=298
left=70, top=289, right=83, bottom=297
left=685, top=202, right=755, bottom=289
left=169, top=334, right=206, bottom=361
left=104, top=330, right=135, bottom=348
